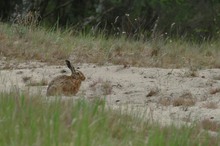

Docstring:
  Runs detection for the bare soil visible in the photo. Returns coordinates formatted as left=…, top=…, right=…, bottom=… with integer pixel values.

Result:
left=1, top=59, right=220, bottom=129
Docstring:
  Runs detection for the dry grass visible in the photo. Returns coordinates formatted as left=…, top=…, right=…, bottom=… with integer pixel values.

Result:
left=159, top=92, right=196, bottom=107
left=159, top=97, right=171, bottom=106
left=146, top=87, right=160, bottom=97
left=26, top=78, right=48, bottom=86
left=209, top=87, right=220, bottom=94
left=173, top=92, right=196, bottom=107
left=159, top=97, right=196, bottom=107
left=185, top=69, right=199, bottom=77
left=101, top=81, right=113, bottom=95
left=1, top=23, right=220, bottom=68
left=89, top=79, right=113, bottom=95
left=172, top=97, right=196, bottom=107
left=22, top=76, right=31, bottom=83
left=201, top=119, right=220, bottom=132
left=202, top=101, right=218, bottom=109
left=0, top=23, right=71, bottom=64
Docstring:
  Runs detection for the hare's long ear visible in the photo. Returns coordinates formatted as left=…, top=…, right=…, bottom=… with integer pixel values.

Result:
left=65, top=60, right=76, bottom=74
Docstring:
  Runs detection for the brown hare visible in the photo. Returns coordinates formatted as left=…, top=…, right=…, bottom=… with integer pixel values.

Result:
left=46, top=60, right=85, bottom=96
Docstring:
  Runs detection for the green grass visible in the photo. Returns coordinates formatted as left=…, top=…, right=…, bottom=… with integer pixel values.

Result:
left=0, top=22, right=220, bottom=68
left=0, top=92, right=219, bottom=146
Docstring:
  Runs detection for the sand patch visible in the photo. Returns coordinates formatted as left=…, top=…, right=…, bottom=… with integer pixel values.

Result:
left=0, top=60, right=220, bottom=127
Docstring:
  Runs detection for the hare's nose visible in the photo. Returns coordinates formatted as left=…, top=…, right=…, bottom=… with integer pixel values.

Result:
left=77, top=67, right=80, bottom=69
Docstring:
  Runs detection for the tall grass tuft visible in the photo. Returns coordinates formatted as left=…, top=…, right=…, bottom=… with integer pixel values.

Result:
left=0, top=92, right=219, bottom=146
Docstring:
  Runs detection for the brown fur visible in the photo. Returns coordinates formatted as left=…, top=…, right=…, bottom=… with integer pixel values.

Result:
left=46, top=61, right=85, bottom=96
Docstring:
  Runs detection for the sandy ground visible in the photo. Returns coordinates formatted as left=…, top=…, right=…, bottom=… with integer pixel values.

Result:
left=0, top=60, right=220, bottom=128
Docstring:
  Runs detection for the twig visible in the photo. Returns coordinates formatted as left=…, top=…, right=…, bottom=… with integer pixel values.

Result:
left=42, top=0, right=74, bottom=19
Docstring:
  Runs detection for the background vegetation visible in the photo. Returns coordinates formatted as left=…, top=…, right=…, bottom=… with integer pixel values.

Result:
left=1, top=0, right=220, bottom=40
left=1, top=23, right=220, bottom=68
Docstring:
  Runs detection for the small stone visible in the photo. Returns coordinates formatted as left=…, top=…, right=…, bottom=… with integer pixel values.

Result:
left=60, top=69, right=67, bottom=73
left=115, top=100, right=120, bottom=103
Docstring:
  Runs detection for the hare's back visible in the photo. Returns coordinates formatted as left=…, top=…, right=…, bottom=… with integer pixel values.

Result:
left=48, top=75, right=70, bottom=85
left=47, top=75, right=82, bottom=96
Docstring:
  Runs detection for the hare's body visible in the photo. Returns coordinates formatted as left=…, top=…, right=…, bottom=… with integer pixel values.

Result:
left=46, top=60, right=85, bottom=96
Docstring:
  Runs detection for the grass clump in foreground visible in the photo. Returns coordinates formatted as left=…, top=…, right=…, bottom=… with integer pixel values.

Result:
left=1, top=23, right=220, bottom=68
left=0, top=92, right=219, bottom=146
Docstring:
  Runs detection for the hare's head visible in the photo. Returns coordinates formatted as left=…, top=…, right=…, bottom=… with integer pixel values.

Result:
left=65, top=60, right=85, bottom=81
